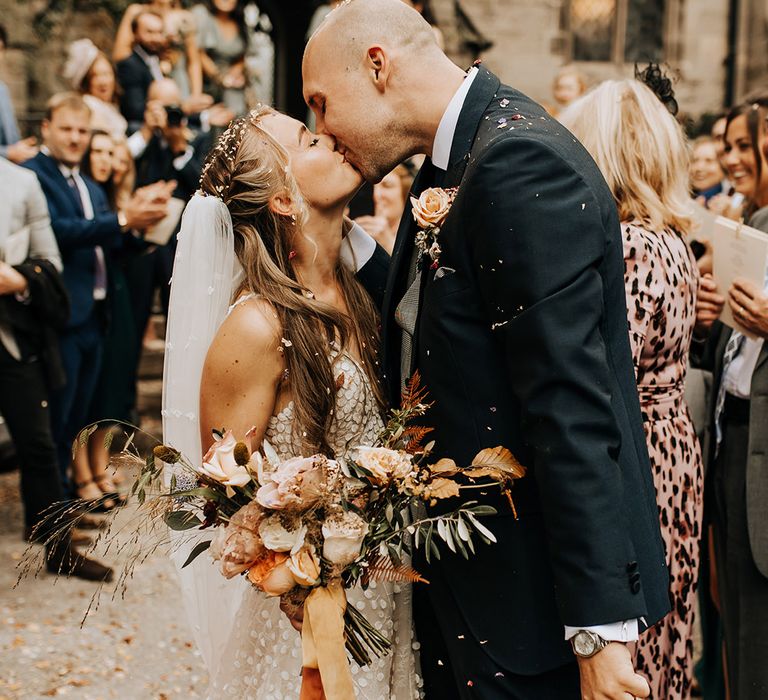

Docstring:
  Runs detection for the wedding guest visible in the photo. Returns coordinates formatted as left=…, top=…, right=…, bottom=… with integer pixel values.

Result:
left=0, top=157, right=113, bottom=581
left=355, top=162, right=414, bottom=254
left=692, top=136, right=727, bottom=205
left=116, top=10, right=167, bottom=133
left=75, top=131, right=142, bottom=510
left=548, top=64, right=587, bottom=117
left=112, top=139, right=137, bottom=210
left=114, top=0, right=203, bottom=100
left=22, top=93, right=167, bottom=494
left=562, top=75, right=703, bottom=700
left=711, top=113, right=728, bottom=163
left=64, top=38, right=128, bottom=141
left=710, top=97, right=768, bottom=223
left=0, top=24, right=38, bottom=164
left=692, top=218, right=768, bottom=697
left=192, top=0, right=249, bottom=115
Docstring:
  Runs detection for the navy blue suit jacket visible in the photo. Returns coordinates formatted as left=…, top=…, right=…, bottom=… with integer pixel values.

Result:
left=23, top=153, right=123, bottom=328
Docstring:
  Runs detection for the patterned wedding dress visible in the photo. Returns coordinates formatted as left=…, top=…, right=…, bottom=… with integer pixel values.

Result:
left=208, top=296, right=421, bottom=699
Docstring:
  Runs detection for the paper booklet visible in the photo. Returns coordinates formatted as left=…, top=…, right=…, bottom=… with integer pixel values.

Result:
left=144, top=197, right=186, bottom=246
left=693, top=205, right=768, bottom=339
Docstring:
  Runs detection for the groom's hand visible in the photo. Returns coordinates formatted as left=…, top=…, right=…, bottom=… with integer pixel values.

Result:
left=577, top=643, right=650, bottom=699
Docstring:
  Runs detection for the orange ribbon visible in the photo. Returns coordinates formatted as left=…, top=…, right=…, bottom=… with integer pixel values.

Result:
left=300, top=583, right=355, bottom=700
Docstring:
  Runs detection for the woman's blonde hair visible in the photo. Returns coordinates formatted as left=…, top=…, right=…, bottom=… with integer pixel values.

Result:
left=200, top=106, right=384, bottom=456
left=560, top=79, right=693, bottom=236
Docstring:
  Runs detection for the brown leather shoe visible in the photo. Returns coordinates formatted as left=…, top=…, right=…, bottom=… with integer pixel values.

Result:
left=45, top=542, right=114, bottom=583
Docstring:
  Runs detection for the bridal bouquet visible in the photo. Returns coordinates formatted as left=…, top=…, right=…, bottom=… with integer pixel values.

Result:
left=21, top=375, right=525, bottom=698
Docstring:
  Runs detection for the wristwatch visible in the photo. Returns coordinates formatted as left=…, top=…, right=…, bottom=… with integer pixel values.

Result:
left=570, top=630, right=611, bottom=658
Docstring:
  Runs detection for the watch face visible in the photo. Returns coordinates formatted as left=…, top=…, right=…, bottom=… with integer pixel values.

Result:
left=574, top=632, right=596, bottom=657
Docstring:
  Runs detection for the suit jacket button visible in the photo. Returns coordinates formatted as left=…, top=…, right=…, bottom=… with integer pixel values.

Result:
left=631, top=580, right=641, bottom=594
left=627, top=561, right=638, bottom=573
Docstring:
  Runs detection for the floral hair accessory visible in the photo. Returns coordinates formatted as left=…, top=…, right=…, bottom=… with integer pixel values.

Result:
left=411, top=186, right=458, bottom=269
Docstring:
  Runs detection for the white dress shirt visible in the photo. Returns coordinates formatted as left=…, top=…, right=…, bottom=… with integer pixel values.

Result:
left=431, top=67, right=641, bottom=645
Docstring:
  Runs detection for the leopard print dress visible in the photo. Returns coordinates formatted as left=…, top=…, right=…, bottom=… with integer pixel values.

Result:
left=623, top=222, right=704, bottom=699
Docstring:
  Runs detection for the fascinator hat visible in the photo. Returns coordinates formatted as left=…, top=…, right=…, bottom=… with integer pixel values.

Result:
left=64, top=38, right=100, bottom=91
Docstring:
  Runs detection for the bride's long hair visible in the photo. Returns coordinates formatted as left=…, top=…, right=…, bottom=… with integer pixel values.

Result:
left=199, top=107, right=385, bottom=456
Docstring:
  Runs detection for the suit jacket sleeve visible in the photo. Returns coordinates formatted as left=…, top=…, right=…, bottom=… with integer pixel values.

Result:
left=463, top=137, right=643, bottom=624
left=37, top=180, right=123, bottom=254
left=26, top=173, right=63, bottom=272
left=356, top=243, right=390, bottom=311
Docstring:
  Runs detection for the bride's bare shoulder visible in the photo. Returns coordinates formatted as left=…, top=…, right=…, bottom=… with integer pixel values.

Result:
left=204, top=296, right=284, bottom=380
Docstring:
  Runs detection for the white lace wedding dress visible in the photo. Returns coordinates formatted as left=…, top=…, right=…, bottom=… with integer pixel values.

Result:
left=208, top=297, right=421, bottom=699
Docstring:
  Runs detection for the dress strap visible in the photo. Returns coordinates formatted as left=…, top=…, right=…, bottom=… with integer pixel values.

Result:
left=226, top=292, right=260, bottom=317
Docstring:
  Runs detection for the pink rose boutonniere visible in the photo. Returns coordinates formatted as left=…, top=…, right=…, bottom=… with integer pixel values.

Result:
left=411, top=186, right=458, bottom=269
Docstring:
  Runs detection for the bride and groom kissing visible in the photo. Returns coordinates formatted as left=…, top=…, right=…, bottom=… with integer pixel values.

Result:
left=165, top=0, right=671, bottom=697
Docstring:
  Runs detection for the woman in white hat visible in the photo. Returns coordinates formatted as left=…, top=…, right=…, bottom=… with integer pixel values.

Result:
left=64, top=38, right=128, bottom=141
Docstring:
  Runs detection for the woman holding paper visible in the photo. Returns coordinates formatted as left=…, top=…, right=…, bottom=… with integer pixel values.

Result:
left=691, top=96, right=768, bottom=699
left=561, top=74, right=703, bottom=700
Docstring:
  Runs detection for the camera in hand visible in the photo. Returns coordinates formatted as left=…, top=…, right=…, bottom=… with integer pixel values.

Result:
left=164, top=105, right=185, bottom=128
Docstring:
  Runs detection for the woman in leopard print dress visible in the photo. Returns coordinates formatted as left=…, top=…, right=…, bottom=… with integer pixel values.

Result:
left=562, top=77, right=703, bottom=698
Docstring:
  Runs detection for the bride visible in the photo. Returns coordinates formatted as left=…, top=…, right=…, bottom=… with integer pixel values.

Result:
left=162, top=106, right=420, bottom=699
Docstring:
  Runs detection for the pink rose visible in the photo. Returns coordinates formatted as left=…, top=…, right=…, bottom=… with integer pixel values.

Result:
left=256, top=455, right=334, bottom=510
left=411, top=187, right=453, bottom=229
left=200, top=430, right=252, bottom=488
left=209, top=501, right=265, bottom=579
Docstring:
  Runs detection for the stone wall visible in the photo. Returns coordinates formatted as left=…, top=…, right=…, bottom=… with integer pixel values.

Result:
left=433, top=0, right=732, bottom=118
left=0, top=0, right=120, bottom=133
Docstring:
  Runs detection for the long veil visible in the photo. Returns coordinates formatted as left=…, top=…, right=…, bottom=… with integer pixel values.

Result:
left=161, top=192, right=247, bottom=684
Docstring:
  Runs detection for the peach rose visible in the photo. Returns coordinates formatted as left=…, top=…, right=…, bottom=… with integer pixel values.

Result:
left=322, top=511, right=368, bottom=566
left=353, top=446, right=414, bottom=484
left=287, top=546, right=322, bottom=587
left=410, top=187, right=453, bottom=229
left=248, top=551, right=295, bottom=596
left=200, top=430, right=252, bottom=488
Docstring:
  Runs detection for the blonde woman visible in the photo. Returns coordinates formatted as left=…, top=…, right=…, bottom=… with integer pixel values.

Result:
left=562, top=80, right=703, bottom=699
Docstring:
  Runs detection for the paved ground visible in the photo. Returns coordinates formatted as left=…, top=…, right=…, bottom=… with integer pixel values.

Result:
left=0, top=470, right=208, bottom=700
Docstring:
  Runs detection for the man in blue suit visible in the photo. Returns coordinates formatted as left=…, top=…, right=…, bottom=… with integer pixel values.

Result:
left=23, top=92, right=166, bottom=495
left=0, top=23, right=38, bottom=163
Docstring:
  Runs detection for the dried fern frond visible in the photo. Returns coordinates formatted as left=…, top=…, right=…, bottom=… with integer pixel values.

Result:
left=363, top=554, right=429, bottom=585
left=402, top=425, right=433, bottom=454
left=400, top=371, right=431, bottom=412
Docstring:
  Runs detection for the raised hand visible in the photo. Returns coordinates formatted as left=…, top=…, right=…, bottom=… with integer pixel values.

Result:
left=730, top=276, right=768, bottom=339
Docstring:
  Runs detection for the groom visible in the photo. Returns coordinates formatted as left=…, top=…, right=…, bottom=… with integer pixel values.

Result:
left=304, top=1, right=669, bottom=698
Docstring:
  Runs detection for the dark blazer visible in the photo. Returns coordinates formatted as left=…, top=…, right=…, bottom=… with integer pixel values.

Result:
left=116, top=50, right=154, bottom=134
left=23, top=152, right=123, bottom=328
left=694, top=324, right=768, bottom=580
left=0, top=258, right=70, bottom=389
left=135, top=131, right=212, bottom=201
left=381, top=68, right=670, bottom=673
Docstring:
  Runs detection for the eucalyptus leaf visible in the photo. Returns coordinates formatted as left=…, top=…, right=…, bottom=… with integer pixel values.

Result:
left=181, top=540, right=212, bottom=568
left=164, top=510, right=203, bottom=531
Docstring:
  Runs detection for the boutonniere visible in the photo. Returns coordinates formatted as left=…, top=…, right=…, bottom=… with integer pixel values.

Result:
left=411, top=186, right=458, bottom=269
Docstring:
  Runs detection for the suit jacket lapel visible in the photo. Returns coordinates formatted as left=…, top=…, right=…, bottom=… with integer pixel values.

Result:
left=442, top=67, right=502, bottom=191
left=381, top=159, right=436, bottom=403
